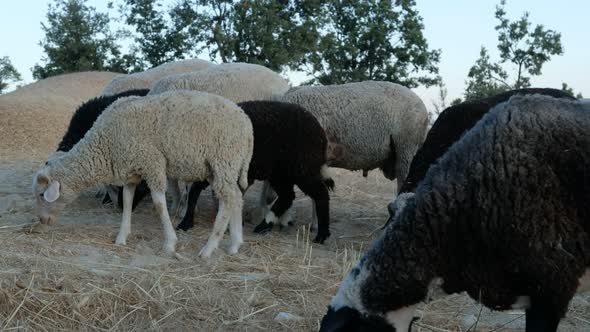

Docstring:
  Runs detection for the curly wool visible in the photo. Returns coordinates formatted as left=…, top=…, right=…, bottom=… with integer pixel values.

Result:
left=148, top=62, right=290, bottom=102
left=177, top=100, right=334, bottom=242
left=328, top=95, right=590, bottom=329
left=398, top=88, right=576, bottom=194
left=100, top=59, right=212, bottom=96
left=45, top=90, right=252, bottom=194
left=56, top=89, right=150, bottom=152
left=279, top=81, right=428, bottom=187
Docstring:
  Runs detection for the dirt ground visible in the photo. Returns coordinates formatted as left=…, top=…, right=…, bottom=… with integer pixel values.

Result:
left=0, top=74, right=588, bottom=331
left=1, top=158, right=589, bottom=331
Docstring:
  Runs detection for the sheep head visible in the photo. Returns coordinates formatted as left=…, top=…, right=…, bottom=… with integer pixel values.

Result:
left=32, top=163, right=75, bottom=225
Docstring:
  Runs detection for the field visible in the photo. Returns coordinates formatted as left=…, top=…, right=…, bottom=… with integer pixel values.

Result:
left=1, top=74, right=588, bottom=331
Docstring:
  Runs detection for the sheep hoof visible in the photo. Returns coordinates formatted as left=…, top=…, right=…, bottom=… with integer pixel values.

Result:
left=253, top=220, right=274, bottom=234
left=227, top=244, right=241, bottom=255
left=198, top=245, right=215, bottom=259
left=278, top=221, right=295, bottom=230
left=114, top=237, right=127, bottom=246
left=313, top=232, right=330, bottom=244
left=176, top=219, right=193, bottom=232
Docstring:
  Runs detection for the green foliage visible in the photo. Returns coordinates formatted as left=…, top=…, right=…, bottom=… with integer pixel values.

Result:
left=120, top=0, right=193, bottom=70
left=169, top=0, right=323, bottom=72
left=450, top=98, right=463, bottom=106
left=464, top=47, right=510, bottom=100
left=32, top=0, right=126, bottom=79
left=0, top=56, right=22, bottom=94
left=463, top=0, right=563, bottom=100
left=304, top=0, right=440, bottom=87
left=561, top=82, right=583, bottom=99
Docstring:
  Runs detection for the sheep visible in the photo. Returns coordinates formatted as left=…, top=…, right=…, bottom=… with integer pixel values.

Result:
left=148, top=62, right=290, bottom=101
left=32, top=90, right=253, bottom=258
left=139, top=62, right=290, bottom=216
left=100, top=59, right=212, bottom=96
left=277, top=81, right=429, bottom=196
left=51, top=88, right=151, bottom=209
left=175, top=100, right=335, bottom=243
left=319, top=95, right=590, bottom=332
left=388, top=88, right=576, bottom=225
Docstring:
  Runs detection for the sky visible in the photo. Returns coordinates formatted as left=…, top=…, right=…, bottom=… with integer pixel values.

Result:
left=1, top=0, right=588, bottom=108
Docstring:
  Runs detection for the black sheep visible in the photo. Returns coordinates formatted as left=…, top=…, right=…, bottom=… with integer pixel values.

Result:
left=55, top=89, right=150, bottom=209
left=176, top=100, right=335, bottom=244
left=320, top=95, right=590, bottom=332
left=388, top=88, right=576, bottom=222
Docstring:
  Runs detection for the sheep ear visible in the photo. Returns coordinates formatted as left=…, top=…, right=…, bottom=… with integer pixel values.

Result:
left=43, top=181, right=61, bottom=202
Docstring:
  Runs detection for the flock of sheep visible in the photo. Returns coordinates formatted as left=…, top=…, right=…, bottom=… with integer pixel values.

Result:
left=29, top=58, right=589, bottom=332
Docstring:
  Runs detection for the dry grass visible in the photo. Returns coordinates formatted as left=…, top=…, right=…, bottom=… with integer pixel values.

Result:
left=0, top=82, right=589, bottom=330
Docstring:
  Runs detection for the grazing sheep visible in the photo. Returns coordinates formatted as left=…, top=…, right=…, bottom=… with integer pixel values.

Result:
left=100, top=59, right=212, bottom=96
left=176, top=100, right=335, bottom=243
left=53, top=89, right=151, bottom=209
left=387, top=88, right=576, bottom=225
left=278, top=81, right=428, bottom=194
left=32, top=90, right=253, bottom=258
left=148, top=62, right=290, bottom=101
left=132, top=62, right=290, bottom=213
left=320, top=95, right=590, bottom=332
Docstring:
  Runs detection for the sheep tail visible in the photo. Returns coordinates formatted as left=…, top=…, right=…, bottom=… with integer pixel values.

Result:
left=321, top=165, right=335, bottom=191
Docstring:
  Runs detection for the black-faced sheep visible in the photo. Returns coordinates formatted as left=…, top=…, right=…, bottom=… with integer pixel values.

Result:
left=54, top=89, right=151, bottom=209
left=320, top=95, right=590, bottom=332
left=33, top=90, right=253, bottom=258
left=175, top=100, right=335, bottom=244
left=388, top=88, right=576, bottom=224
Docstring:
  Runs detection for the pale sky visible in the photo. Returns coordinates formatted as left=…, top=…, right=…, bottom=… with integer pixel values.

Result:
left=1, top=0, right=588, bottom=108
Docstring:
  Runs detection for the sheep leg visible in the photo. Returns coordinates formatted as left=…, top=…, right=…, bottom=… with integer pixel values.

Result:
left=227, top=188, right=244, bottom=255
left=253, top=180, right=295, bottom=234
left=297, top=178, right=330, bottom=244
left=151, top=190, right=178, bottom=255
left=133, top=181, right=151, bottom=210
left=278, top=206, right=294, bottom=229
left=168, top=178, right=182, bottom=217
left=310, top=200, right=318, bottom=231
left=199, top=200, right=232, bottom=258
left=252, top=180, right=273, bottom=222
left=177, top=181, right=209, bottom=231
left=105, top=185, right=120, bottom=207
left=525, top=300, right=560, bottom=332
left=115, top=183, right=137, bottom=246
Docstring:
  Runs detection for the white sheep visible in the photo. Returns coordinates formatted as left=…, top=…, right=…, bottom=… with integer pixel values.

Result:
left=33, top=90, right=253, bottom=258
left=148, top=62, right=290, bottom=102
left=279, top=81, right=428, bottom=189
left=100, top=59, right=212, bottom=96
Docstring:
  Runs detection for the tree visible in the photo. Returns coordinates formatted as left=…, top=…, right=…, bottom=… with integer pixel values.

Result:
left=169, top=0, right=323, bottom=72
left=303, top=0, right=440, bottom=87
left=32, top=0, right=127, bottom=79
left=464, top=47, right=509, bottom=100
left=463, top=0, right=563, bottom=100
left=561, top=82, right=583, bottom=99
left=0, top=56, right=22, bottom=94
left=120, top=0, right=193, bottom=70
left=430, top=80, right=448, bottom=125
